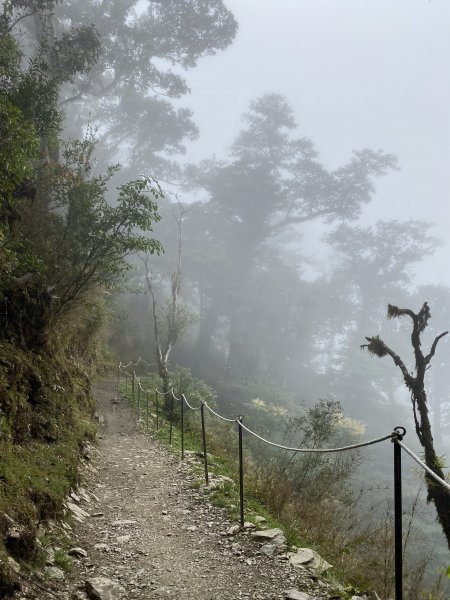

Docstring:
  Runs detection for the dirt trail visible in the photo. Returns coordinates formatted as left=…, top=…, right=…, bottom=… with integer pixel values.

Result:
left=30, top=380, right=337, bottom=600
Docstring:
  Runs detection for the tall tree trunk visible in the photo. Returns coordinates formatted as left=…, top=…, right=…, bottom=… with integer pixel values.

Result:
left=415, top=388, right=450, bottom=547
left=363, top=302, right=450, bottom=549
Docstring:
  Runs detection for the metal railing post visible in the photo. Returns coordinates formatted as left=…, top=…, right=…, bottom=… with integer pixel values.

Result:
left=137, top=384, right=141, bottom=421
left=393, top=427, right=406, bottom=600
left=146, top=391, right=149, bottom=431
left=200, top=403, right=209, bottom=485
left=238, top=416, right=244, bottom=527
left=169, top=390, right=174, bottom=445
left=131, top=372, right=135, bottom=405
left=155, top=391, right=159, bottom=431
left=181, top=394, right=185, bottom=460
left=125, top=373, right=128, bottom=390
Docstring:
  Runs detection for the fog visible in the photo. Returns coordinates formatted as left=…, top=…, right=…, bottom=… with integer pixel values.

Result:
left=31, top=0, right=448, bottom=594
left=109, top=2, right=450, bottom=592
left=179, top=0, right=450, bottom=285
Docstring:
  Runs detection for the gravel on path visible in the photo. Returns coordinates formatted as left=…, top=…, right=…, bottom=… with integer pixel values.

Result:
left=19, top=379, right=341, bottom=600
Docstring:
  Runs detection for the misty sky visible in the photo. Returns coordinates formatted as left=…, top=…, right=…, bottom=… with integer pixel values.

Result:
left=177, top=0, right=450, bottom=287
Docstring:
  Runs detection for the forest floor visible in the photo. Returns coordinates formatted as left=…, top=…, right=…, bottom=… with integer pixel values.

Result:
left=16, top=379, right=342, bottom=600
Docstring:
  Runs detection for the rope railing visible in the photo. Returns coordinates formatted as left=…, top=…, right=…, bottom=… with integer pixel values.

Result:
left=203, top=402, right=236, bottom=423
left=174, top=390, right=201, bottom=411
left=118, top=365, right=132, bottom=378
left=120, top=359, right=140, bottom=369
left=395, top=439, right=450, bottom=492
left=120, top=357, right=156, bottom=369
left=116, top=362, right=450, bottom=600
left=239, top=421, right=395, bottom=453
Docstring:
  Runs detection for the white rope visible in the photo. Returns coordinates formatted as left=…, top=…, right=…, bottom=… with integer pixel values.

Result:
left=172, top=389, right=203, bottom=412
left=203, top=402, right=236, bottom=423
left=136, top=356, right=157, bottom=368
left=171, top=389, right=181, bottom=402
left=119, top=366, right=132, bottom=377
left=182, top=394, right=202, bottom=411
left=120, top=357, right=156, bottom=369
left=395, top=440, right=450, bottom=493
left=137, top=379, right=152, bottom=394
left=156, top=388, right=172, bottom=395
left=239, top=421, right=394, bottom=453
left=120, top=359, right=139, bottom=368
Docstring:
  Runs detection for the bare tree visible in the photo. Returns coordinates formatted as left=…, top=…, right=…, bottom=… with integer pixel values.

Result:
left=141, top=203, right=196, bottom=409
left=362, top=302, right=450, bottom=549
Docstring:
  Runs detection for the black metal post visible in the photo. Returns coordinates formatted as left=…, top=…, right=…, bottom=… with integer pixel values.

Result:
left=200, top=403, right=209, bottom=485
left=137, top=385, right=141, bottom=421
left=125, top=374, right=128, bottom=390
left=131, top=372, right=135, bottom=405
left=181, top=394, right=185, bottom=460
left=393, top=426, right=405, bottom=600
left=238, top=417, right=244, bottom=527
left=169, top=391, right=174, bottom=445
left=156, top=391, right=159, bottom=431
left=146, top=391, right=149, bottom=431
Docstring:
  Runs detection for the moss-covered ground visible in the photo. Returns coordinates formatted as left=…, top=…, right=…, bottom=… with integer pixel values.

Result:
left=0, top=342, right=96, bottom=596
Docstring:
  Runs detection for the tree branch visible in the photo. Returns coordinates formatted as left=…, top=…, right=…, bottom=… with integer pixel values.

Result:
left=387, top=303, right=417, bottom=323
left=269, top=208, right=334, bottom=236
left=362, top=336, right=415, bottom=389
left=425, top=331, right=448, bottom=366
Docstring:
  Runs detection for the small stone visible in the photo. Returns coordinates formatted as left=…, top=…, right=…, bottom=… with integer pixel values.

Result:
left=227, top=525, right=240, bottom=535
left=85, top=576, right=125, bottom=600
left=254, top=516, right=266, bottom=524
left=78, top=488, right=92, bottom=503
left=68, top=547, right=88, bottom=558
left=7, top=527, right=21, bottom=541
left=72, top=592, right=89, bottom=600
left=288, top=548, right=314, bottom=568
left=260, top=543, right=277, bottom=556
left=66, top=502, right=90, bottom=522
left=93, top=543, right=110, bottom=552
left=70, top=491, right=81, bottom=503
left=283, top=590, right=311, bottom=600
left=7, top=557, right=20, bottom=573
left=366, top=592, right=382, bottom=600
left=251, top=527, right=284, bottom=541
left=81, top=444, right=92, bottom=460
left=116, top=535, right=130, bottom=544
left=46, top=566, right=65, bottom=580
left=251, top=527, right=286, bottom=552
left=308, top=549, right=332, bottom=574
left=45, top=547, right=55, bottom=565
left=2, top=514, right=15, bottom=527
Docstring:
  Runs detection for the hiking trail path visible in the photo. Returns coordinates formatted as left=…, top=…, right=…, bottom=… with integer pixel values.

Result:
left=23, top=379, right=341, bottom=600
